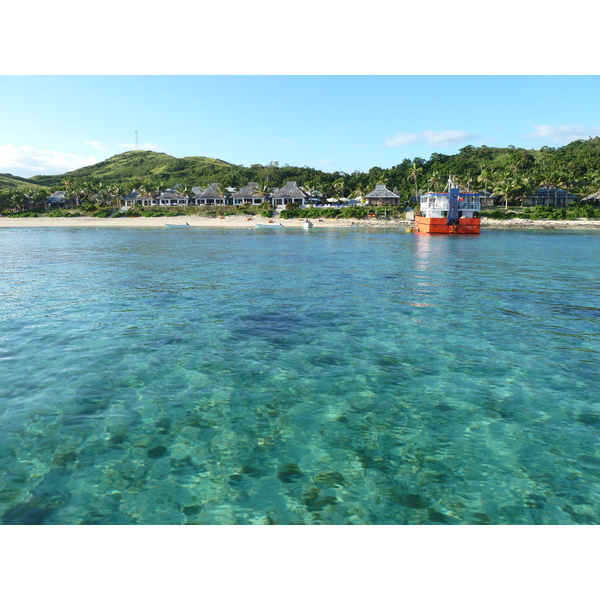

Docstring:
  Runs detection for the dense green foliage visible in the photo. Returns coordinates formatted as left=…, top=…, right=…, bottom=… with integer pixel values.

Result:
left=279, top=206, right=402, bottom=220
left=1, top=139, right=599, bottom=216
left=480, top=203, right=600, bottom=221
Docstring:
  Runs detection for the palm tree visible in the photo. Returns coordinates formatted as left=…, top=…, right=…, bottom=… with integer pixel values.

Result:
left=218, top=183, right=229, bottom=204
left=10, top=192, right=25, bottom=212
left=31, top=188, right=49, bottom=210
left=257, top=183, right=271, bottom=201
left=79, top=181, right=95, bottom=203
left=463, top=171, right=474, bottom=192
left=494, top=173, right=529, bottom=210
left=426, top=171, right=443, bottom=192
left=351, top=185, right=365, bottom=201
left=477, top=167, right=493, bottom=194
left=177, top=185, right=191, bottom=204
left=407, top=161, right=423, bottom=201
left=61, top=177, right=74, bottom=193
left=333, top=178, right=350, bottom=198
left=61, top=177, right=77, bottom=204
left=108, top=185, right=124, bottom=208
left=139, top=182, right=155, bottom=206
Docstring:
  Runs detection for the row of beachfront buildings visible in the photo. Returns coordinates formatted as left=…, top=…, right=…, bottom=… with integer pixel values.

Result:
left=44, top=181, right=582, bottom=210
left=45, top=182, right=410, bottom=210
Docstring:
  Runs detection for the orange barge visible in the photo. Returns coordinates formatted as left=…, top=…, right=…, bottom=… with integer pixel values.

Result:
left=414, top=182, right=481, bottom=235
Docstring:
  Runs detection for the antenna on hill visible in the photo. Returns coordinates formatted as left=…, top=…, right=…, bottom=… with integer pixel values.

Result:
left=135, top=131, right=139, bottom=151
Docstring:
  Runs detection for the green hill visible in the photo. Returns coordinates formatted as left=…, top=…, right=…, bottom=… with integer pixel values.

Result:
left=29, top=151, right=235, bottom=188
left=0, top=173, right=47, bottom=190
left=2, top=139, right=599, bottom=202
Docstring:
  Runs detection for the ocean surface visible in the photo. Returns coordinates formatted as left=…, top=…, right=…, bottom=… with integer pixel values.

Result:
left=1, top=225, right=599, bottom=525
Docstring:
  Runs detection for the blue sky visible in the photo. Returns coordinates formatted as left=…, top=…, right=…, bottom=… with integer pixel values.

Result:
left=1, top=75, right=599, bottom=178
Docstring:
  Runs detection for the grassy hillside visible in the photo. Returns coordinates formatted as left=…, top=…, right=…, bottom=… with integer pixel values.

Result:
left=0, top=173, right=47, bottom=190
left=29, top=151, right=234, bottom=188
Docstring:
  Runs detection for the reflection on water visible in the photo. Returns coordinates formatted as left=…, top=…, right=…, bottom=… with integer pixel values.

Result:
left=1, top=227, right=600, bottom=524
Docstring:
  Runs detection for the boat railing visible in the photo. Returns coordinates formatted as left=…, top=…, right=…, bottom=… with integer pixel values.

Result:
left=420, top=199, right=480, bottom=211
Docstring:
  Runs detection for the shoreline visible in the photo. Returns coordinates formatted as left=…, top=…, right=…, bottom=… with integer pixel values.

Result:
left=1, top=214, right=600, bottom=230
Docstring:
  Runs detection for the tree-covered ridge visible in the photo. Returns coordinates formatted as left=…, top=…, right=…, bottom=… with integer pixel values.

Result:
left=2, top=139, right=600, bottom=210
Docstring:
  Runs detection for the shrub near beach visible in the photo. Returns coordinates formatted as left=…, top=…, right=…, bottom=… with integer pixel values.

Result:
left=279, top=206, right=393, bottom=220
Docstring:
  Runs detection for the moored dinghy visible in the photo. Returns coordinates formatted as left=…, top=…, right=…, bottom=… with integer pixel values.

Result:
left=164, top=223, right=190, bottom=228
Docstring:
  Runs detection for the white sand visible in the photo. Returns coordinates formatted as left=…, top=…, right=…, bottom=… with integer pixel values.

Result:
left=1, top=214, right=599, bottom=230
left=0, top=214, right=408, bottom=229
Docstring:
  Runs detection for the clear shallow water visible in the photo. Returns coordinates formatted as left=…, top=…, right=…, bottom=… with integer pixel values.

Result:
left=1, top=225, right=599, bottom=525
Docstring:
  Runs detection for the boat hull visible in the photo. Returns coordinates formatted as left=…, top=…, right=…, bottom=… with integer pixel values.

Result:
left=414, top=216, right=480, bottom=235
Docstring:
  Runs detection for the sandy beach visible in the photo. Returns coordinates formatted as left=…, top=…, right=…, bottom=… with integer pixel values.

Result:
left=1, top=214, right=600, bottom=230
left=0, top=214, right=406, bottom=229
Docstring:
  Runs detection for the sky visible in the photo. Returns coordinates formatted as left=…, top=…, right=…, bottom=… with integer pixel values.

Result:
left=1, top=75, right=599, bottom=179
left=1, top=1, right=598, bottom=181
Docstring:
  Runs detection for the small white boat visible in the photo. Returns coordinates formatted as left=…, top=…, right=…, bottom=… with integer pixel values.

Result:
left=303, top=221, right=313, bottom=229
left=164, top=223, right=190, bottom=228
left=254, top=222, right=283, bottom=228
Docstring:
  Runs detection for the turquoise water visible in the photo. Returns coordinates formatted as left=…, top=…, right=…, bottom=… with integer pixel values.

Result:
left=1, top=226, right=599, bottom=524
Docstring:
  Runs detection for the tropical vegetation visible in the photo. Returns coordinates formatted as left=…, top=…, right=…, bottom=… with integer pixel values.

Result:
left=1, top=138, right=599, bottom=218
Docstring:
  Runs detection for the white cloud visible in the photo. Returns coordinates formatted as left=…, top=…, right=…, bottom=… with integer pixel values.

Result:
left=118, top=142, right=164, bottom=151
left=386, top=132, right=421, bottom=147
left=0, top=144, right=99, bottom=176
left=84, top=140, right=108, bottom=150
left=523, top=124, right=600, bottom=144
left=386, top=129, right=477, bottom=147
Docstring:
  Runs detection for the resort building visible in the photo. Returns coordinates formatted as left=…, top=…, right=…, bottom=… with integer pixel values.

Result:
left=194, top=183, right=225, bottom=205
left=123, top=191, right=141, bottom=206
left=270, top=181, right=311, bottom=207
left=45, top=191, right=78, bottom=210
left=364, top=184, right=401, bottom=206
left=157, top=189, right=189, bottom=206
left=524, top=187, right=578, bottom=207
left=582, top=190, right=600, bottom=203
left=477, top=190, right=499, bottom=207
left=232, top=182, right=264, bottom=206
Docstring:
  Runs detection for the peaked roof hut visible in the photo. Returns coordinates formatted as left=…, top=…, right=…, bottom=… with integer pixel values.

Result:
left=365, top=184, right=401, bottom=206
left=45, top=191, right=78, bottom=210
left=582, top=190, right=600, bottom=203
left=271, top=181, right=311, bottom=206
left=232, top=182, right=264, bottom=205
left=157, top=189, right=189, bottom=206
left=195, top=183, right=225, bottom=205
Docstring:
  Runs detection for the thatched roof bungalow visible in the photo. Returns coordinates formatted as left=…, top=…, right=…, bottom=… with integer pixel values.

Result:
left=581, top=190, right=600, bottom=203
left=365, top=184, right=400, bottom=206
left=271, top=181, right=311, bottom=206
left=157, top=189, right=189, bottom=206
left=195, top=183, right=225, bottom=205
left=45, top=191, right=78, bottom=210
left=232, top=182, right=264, bottom=206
